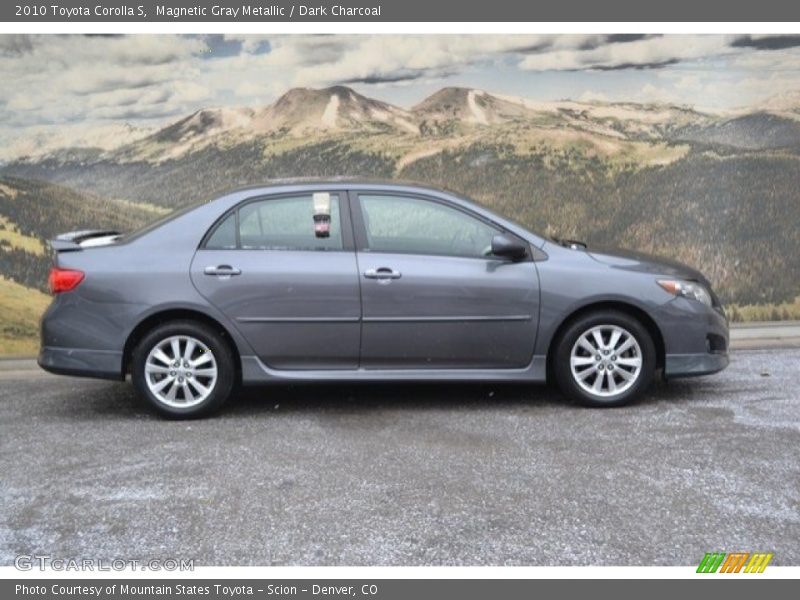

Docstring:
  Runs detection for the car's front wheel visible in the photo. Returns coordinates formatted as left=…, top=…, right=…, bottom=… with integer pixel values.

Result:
left=553, top=311, right=656, bottom=407
left=131, top=320, right=235, bottom=418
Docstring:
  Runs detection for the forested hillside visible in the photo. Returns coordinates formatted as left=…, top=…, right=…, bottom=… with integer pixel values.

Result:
left=0, top=176, right=166, bottom=291
left=2, top=85, right=800, bottom=354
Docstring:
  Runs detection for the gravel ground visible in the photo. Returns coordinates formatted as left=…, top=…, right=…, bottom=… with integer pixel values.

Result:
left=0, top=349, right=798, bottom=566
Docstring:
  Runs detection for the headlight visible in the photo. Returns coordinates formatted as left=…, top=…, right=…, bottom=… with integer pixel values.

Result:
left=657, top=279, right=713, bottom=307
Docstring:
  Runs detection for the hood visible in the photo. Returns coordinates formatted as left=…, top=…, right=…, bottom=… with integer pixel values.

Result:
left=585, top=245, right=708, bottom=284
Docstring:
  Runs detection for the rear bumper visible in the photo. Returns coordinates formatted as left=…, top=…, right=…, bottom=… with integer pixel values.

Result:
left=664, top=351, right=729, bottom=379
left=38, top=346, right=124, bottom=381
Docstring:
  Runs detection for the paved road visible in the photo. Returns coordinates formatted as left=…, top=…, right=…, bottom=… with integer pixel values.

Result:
left=1, top=349, right=798, bottom=566
left=730, top=321, right=800, bottom=349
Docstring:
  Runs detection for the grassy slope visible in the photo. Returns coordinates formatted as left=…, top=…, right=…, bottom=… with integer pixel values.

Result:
left=0, top=276, right=50, bottom=356
left=728, top=296, right=800, bottom=322
left=0, top=176, right=171, bottom=355
left=0, top=214, right=46, bottom=255
left=0, top=175, right=166, bottom=292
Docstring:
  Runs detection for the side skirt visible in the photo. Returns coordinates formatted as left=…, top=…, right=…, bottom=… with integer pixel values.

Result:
left=240, top=355, right=548, bottom=384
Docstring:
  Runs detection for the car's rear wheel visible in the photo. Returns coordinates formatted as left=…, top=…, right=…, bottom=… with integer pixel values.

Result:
left=131, top=320, right=235, bottom=418
left=553, top=310, right=655, bottom=407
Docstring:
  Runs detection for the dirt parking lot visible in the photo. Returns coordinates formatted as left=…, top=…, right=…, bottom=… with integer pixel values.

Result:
left=1, top=349, right=798, bottom=565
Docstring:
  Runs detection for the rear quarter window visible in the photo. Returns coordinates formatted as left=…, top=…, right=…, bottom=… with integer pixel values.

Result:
left=204, top=212, right=237, bottom=249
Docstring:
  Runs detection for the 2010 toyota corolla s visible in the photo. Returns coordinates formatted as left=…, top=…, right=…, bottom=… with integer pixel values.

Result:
left=39, top=182, right=729, bottom=418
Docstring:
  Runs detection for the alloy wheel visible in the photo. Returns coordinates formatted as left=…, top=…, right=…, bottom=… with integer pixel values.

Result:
left=144, top=335, right=218, bottom=408
left=569, top=324, right=643, bottom=398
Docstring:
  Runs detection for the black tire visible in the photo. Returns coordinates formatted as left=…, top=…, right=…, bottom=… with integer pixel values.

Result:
left=131, top=320, right=235, bottom=419
left=553, top=310, right=656, bottom=408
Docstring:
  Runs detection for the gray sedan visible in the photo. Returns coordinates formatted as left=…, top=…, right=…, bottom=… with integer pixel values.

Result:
left=39, top=182, right=729, bottom=418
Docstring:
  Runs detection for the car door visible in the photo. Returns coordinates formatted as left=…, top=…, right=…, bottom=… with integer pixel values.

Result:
left=351, top=191, right=540, bottom=369
left=191, top=191, right=361, bottom=370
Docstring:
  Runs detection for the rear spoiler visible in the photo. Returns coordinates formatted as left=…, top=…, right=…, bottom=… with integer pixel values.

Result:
left=49, top=229, right=121, bottom=252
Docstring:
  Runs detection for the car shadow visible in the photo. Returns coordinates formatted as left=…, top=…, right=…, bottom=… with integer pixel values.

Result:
left=63, top=376, right=708, bottom=421
left=226, top=381, right=566, bottom=416
left=59, top=379, right=573, bottom=420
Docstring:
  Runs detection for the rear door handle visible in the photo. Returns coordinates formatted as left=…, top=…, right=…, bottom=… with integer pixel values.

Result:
left=204, top=265, right=242, bottom=277
left=364, top=267, right=402, bottom=280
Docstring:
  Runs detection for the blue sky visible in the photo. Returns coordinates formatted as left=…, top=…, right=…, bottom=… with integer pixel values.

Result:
left=1, top=34, right=800, bottom=142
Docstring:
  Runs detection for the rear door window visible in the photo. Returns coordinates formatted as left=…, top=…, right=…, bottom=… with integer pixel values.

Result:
left=204, top=193, right=344, bottom=251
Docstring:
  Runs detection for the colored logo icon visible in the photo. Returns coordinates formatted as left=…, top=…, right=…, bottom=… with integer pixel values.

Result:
left=697, top=552, right=773, bottom=573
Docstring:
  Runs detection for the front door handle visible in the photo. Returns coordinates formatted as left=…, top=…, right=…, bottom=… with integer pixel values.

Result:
left=204, top=265, right=242, bottom=277
left=364, top=267, right=402, bottom=280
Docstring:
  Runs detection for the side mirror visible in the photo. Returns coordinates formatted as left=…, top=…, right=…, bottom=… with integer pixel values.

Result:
left=491, top=234, right=528, bottom=260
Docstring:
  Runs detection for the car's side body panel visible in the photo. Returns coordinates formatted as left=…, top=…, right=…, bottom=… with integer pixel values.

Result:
left=356, top=252, right=540, bottom=369
left=38, top=181, right=729, bottom=386
left=345, top=188, right=541, bottom=369
left=41, top=193, right=262, bottom=377
left=531, top=240, right=729, bottom=372
left=191, top=248, right=362, bottom=369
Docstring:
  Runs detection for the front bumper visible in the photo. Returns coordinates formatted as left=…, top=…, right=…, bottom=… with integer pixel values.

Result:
left=664, top=351, right=729, bottom=378
left=38, top=346, right=124, bottom=380
left=654, top=296, right=729, bottom=379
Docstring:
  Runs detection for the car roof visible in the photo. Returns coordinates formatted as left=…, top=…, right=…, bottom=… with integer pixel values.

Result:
left=215, top=179, right=461, bottom=198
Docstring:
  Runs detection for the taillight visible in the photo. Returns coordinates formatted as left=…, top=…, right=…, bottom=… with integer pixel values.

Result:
left=48, top=267, right=84, bottom=294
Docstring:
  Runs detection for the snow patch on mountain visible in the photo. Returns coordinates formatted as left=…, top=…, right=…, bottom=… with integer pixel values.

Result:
left=321, top=94, right=340, bottom=128
left=467, top=90, right=488, bottom=125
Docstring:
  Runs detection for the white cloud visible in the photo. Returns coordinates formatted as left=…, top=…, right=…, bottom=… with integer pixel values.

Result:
left=639, top=83, right=665, bottom=99
left=578, top=90, right=610, bottom=103
left=729, top=47, right=800, bottom=71
left=258, top=35, right=549, bottom=86
left=233, top=80, right=285, bottom=99
left=0, top=35, right=209, bottom=127
left=222, top=34, right=266, bottom=55
left=2, top=33, right=800, bottom=146
left=519, top=35, right=738, bottom=71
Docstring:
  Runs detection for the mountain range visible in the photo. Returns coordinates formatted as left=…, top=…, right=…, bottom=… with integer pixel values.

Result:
left=11, top=84, right=800, bottom=162
left=1, top=84, right=800, bottom=352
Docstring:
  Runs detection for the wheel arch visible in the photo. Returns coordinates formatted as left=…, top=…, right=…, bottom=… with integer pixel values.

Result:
left=122, top=308, right=242, bottom=382
left=546, top=301, right=666, bottom=379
